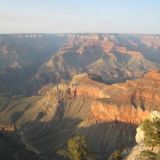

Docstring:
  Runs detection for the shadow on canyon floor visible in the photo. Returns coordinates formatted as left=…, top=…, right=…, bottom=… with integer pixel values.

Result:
left=0, top=128, right=42, bottom=160
left=18, top=117, right=137, bottom=160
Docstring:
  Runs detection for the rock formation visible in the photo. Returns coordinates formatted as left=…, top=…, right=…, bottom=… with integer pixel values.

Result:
left=0, top=71, right=160, bottom=159
left=124, top=111, right=160, bottom=160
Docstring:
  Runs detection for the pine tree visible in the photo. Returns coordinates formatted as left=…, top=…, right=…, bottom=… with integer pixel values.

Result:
left=139, top=116, right=160, bottom=160
left=141, top=117, right=160, bottom=150
left=57, top=136, right=95, bottom=160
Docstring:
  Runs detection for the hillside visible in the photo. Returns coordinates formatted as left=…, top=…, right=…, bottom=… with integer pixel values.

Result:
left=0, top=71, right=160, bottom=159
left=34, top=34, right=160, bottom=88
left=0, top=34, right=67, bottom=95
left=0, top=34, right=160, bottom=96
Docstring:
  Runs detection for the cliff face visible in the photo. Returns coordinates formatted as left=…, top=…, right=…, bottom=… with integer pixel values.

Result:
left=0, top=34, right=160, bottom=97
left=63, top=71, right=160, bottom=125
left=34, top=34, right=160, bottom=90
left=91, top=102, right=149, bottom=124
left=91, top=71, right=160, bottom=124
left=0, top=71, right=160, bottom=159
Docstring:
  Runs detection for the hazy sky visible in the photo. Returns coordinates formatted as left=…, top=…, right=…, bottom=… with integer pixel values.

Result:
left=0, top=0, right=160, bottom=33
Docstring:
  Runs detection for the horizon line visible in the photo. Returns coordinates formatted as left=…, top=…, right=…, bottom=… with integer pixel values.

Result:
left=0, top=32, right=160, bottom=35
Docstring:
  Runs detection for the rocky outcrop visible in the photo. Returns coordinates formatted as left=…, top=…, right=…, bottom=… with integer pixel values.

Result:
left=34, top=34, right=160, bottom=90
left=91, top=102, right=149, bottom=124
left=124, top=111, right=160, bottom=160
left=135, top=111, right=160, bottom=144
left=90, top=71, right=160, bottom=124
left=0, top=71, right=160, bottom=159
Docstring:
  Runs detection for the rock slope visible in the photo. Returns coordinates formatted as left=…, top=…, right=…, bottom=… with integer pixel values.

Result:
left=35, top=34, right=160, bottom=87
left=0, top=71, right=160, bottom=159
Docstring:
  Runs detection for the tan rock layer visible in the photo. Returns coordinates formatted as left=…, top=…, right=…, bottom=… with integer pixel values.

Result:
left=41, top=71, right=160, bottom=125
left=91, top=101, right=150, bottom=124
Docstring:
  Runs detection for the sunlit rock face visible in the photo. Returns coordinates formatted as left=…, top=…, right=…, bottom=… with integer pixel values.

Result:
left=90, top=71, right=160, bottom=125
left=91, top=102, right=149, bottom=124
left=150, top=111, right=160, bottom=119
left=35, top=71, right=160, bottom=126
left=41, top=71, right=160, bottom=125
left=135, top=127, right=145, bottom=144
left=0, top=72, right=160, bottom=159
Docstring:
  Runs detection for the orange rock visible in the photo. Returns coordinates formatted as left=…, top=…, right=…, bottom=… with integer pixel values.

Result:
left=91, top=101, right=150, bottom=124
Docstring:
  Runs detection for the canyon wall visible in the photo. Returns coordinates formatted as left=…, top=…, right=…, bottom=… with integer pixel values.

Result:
left=0, top=71, right=160, bottom=159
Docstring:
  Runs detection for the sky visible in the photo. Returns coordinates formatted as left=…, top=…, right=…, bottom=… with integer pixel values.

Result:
left=0, top=0, right=160, bottom=34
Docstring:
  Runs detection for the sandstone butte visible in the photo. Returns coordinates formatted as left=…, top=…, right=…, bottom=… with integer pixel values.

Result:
left=39, top=71, right=160, bottom=125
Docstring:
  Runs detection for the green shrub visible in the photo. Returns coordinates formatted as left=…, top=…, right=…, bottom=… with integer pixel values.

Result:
left=141, top=117, right=160, bottom=150
left=57, top=136, right=95, bottom=160
left=139, top=115, right=160, bottom=160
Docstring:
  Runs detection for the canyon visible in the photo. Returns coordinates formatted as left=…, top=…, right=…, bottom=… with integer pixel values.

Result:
left=0, top=33, right=160, bottom=159
left=0, top=71, right=160, bottom=159
left=1, top=34, right=160, bottom=96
